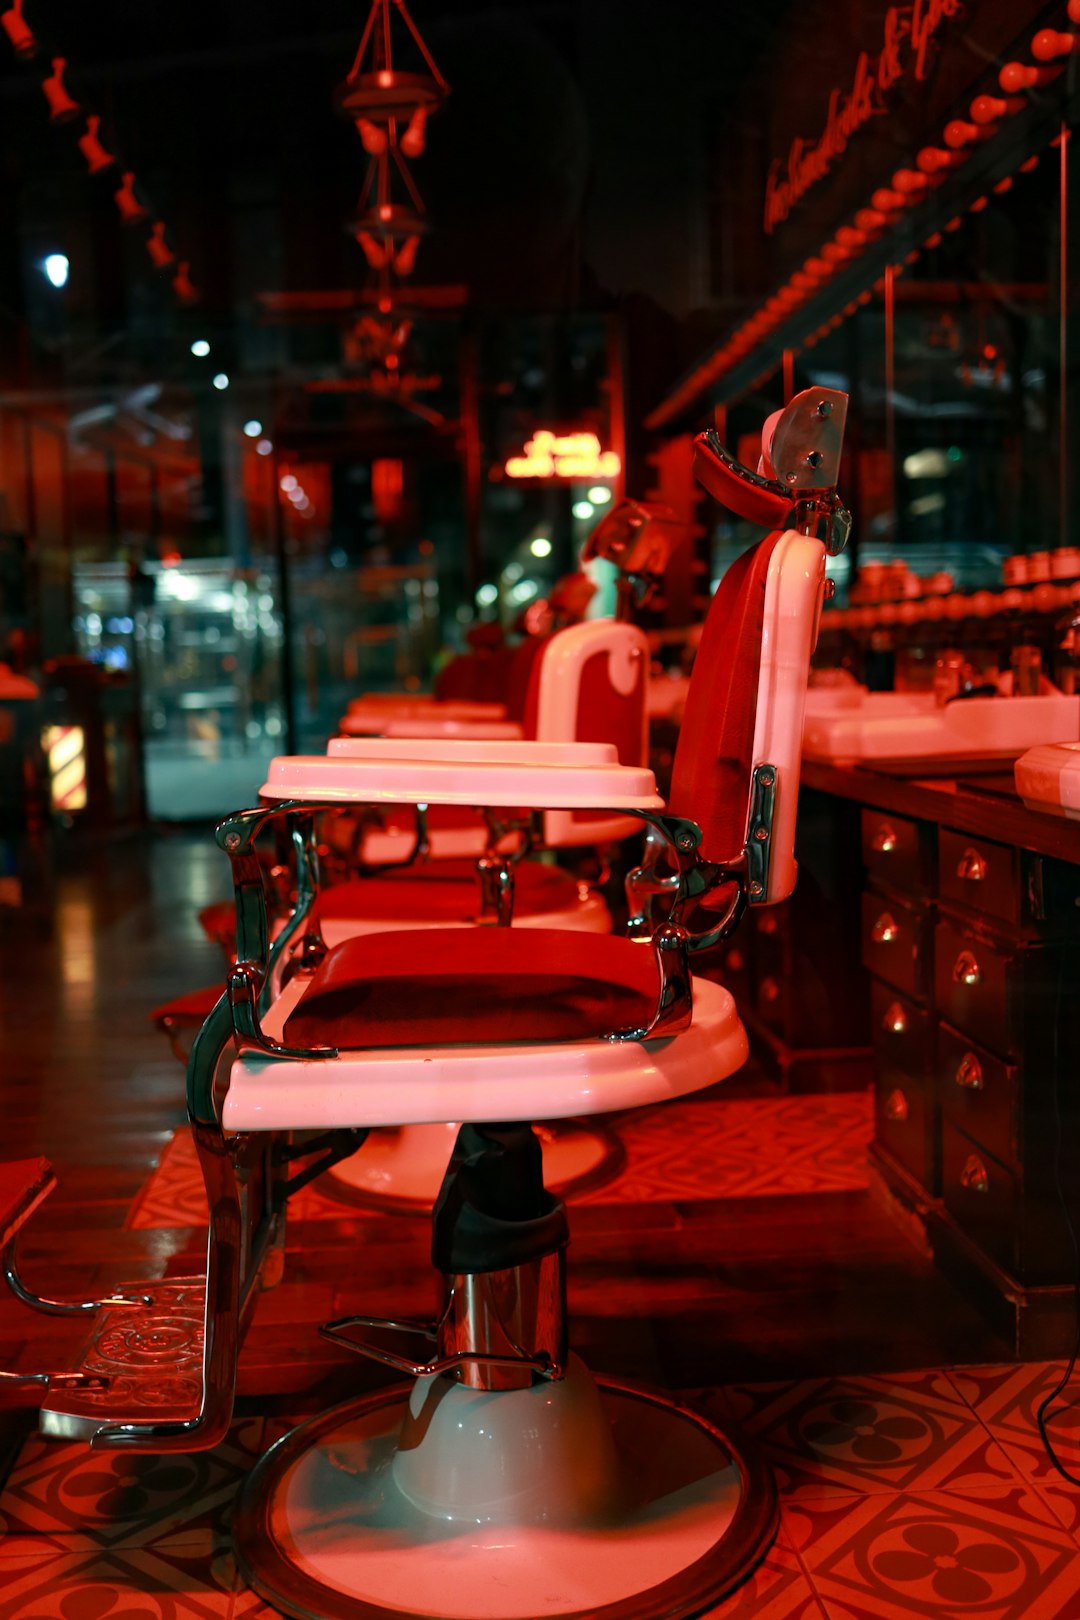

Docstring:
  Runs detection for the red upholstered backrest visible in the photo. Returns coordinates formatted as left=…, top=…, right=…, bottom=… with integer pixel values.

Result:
left=507, top=632, right=553, bottom=725
left=434, top=646, right=515, bottom=702
left=668, top=530, right=785, bottom=863
left=574, top=647, right=647, bottom=766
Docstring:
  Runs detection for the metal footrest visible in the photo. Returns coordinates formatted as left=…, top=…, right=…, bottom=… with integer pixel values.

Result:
left=40, top=1277, right=206, bottom=1441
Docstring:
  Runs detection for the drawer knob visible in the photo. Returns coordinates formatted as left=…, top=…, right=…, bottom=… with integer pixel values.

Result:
left=885, top=1088, right=909, bottom=1122
left=760, top=976, right=780, bottom=1003
left=871, top=823, right=898, bottom=853
left=960, top=1153, right=989, bottom=1194
left=957, top=847, right=988, bottom=882
left=725, top=948, right=744, bottom=973
left=955, top=1052, right=984, bottom=1091
left=882, top=1000, right=908, bottom=1035
left=952, top=950, right=982, bottom=987
left=871, top=912, right=899, bottom=944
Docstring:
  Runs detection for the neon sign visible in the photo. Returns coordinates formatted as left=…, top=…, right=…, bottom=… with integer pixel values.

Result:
left=504, top=431, right=621, bottom=480
left=764, top=0, right=964, bottom=235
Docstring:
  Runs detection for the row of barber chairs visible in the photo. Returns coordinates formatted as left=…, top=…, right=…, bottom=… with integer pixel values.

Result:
left=1, top=389, right=851, bottom=1620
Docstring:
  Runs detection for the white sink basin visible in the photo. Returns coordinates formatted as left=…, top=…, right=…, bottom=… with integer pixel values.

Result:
left=803, top=692, right=1080, bottom=764
left=1016, top=741, right=1080, bottom=820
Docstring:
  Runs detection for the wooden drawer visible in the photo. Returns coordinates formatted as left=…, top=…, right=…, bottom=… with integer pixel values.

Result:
left=871, top=978, right=931, bottom=1076
left=942, top=1121, right=1017, bottom=1276
left=874, top=1064, right=935, bottom=1191
left=861, top=810, right=927, bottom=895
left=939, top=829, right=1018, bottom=926
left=937, top=1021, right=1018, bottom=1173
left=861, top=889, right=927, bottom=1001
left=934, top=917, right=1014, bottom=1058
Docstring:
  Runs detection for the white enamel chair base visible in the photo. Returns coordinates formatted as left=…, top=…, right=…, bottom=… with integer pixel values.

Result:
left=233, top=1359, right=778, bottom=1620
left=326, top=1118, right=624, bottom=1212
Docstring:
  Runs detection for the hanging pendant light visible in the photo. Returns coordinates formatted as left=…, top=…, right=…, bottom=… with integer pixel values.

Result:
left=77, top=114, right=115, bottom=175
left=114, top=170, right=148, bottom=226
left=1, top=0, right=37, bottom=59
left=42, top=57, right=79, bottom=123
left=334, top=0, right=449, bottom=125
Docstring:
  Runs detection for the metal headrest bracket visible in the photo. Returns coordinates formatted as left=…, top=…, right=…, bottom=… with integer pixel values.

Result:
left=694, top=388, right=852, bottom=555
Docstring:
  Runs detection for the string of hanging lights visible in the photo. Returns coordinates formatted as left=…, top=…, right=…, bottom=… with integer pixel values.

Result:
left=647, top=0, right=1080, bottom=428
left=0, top=0, right=198, bottom=305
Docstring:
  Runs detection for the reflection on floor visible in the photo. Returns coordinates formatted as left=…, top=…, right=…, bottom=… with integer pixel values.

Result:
left=3, top=832, right=1077, bottom=1617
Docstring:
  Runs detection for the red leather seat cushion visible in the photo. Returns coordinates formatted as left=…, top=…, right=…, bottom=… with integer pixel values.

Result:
left=284, top=928, right=658, bottom=1049
left=318, top=860, right=583, bottom=925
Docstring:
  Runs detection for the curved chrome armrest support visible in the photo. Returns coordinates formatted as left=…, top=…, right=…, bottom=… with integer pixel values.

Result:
left=611, top=809, right=751, bottom=1042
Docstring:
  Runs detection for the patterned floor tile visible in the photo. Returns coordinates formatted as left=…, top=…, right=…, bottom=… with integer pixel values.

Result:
left=700, top=1538, right=827, bottom=1617
left=125, top=1129, right=348, bottom=1230
left=723, top=1369, right=1022, bottom=1499
left=945, top=1362, right=1080, bottom=1535
left=127, top=1092, right=874, bottom=1232
left=579, top=1094, right=873, bottom=1205
left=0, top=1418, right=264, bottom=1551
left=0, top=1545, right=236, bottom=1619
left=784, top=1485, right=1080, bottom=1620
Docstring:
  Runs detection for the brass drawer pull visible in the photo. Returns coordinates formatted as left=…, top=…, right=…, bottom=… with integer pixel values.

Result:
left=885, top=1088, right=909, bottom=1122
left=956, top=848, right=987, bottom=882
left=960, top=1154, right=989, bottom=1194
left=871, top=912, right=899, bottom=944
left=882, top=1000, right=908, bottom=1035
left=955, top=1052, right=984, bottom=1091
left=871, top=823, right=898, bottom=853
left=952, top=950, right=981, bottom=986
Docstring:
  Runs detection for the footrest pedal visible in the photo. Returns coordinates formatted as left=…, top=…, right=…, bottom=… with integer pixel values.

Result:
left=40, top=1277, right=206, bottom=1440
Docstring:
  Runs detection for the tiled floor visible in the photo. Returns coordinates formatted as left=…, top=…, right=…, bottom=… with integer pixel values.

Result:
left=126, top=1091, right=875, bottom=1230
left=2, top=1363, right=1080, bottom=1617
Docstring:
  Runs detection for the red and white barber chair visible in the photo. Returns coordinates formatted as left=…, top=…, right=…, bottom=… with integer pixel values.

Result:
left=158, top=505, right=681, bottom=1209
left=3, top=389, right=848, bottom=1620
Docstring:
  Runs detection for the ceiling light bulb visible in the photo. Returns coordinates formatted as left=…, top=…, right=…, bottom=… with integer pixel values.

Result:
left=190, top=339, right=210, bottom=357
left=587, top=486, right=612, bottom=505
left=572, top=500, right=594, bottom=521
left=530, top=536, right=552, bottom=558
left=43, top=253, right=69, bottom=288
left=255, top=438, right=273, bottom=456
left=243, top=419, right=262, bottom=438
left=212, top=372, right=229, bottom=390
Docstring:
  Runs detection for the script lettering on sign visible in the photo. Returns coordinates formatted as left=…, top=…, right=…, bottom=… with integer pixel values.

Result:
left=764, top=0, right=963, bottom=235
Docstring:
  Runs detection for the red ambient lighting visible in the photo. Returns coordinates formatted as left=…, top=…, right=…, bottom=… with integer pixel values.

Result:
left=764, top=0, right=963, bottom=232
left=504, top=432, right=620, bottom=481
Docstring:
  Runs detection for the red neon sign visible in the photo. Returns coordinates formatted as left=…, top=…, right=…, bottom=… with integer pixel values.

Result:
left=764, top=0, right=964, bottom=235
left=504, top=431, right=620, bottom=481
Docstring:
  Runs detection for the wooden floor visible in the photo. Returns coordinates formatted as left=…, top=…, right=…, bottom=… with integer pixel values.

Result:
left=11, top=830, right=1078, bottom=1619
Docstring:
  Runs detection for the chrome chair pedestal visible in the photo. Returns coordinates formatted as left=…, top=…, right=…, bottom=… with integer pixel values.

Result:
left=233, top=1122, right=778, bottom=1620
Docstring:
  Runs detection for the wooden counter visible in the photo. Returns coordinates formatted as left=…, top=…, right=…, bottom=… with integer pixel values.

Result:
left=802, top=759, right=1080, bottom=866
left=800, top=757, right=1080, bottom=1359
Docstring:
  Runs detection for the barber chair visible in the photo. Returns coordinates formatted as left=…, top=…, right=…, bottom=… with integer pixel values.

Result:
left=3, top=389, right=849, bottom=1620
left=156, top=505, right=682, bottom=1209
